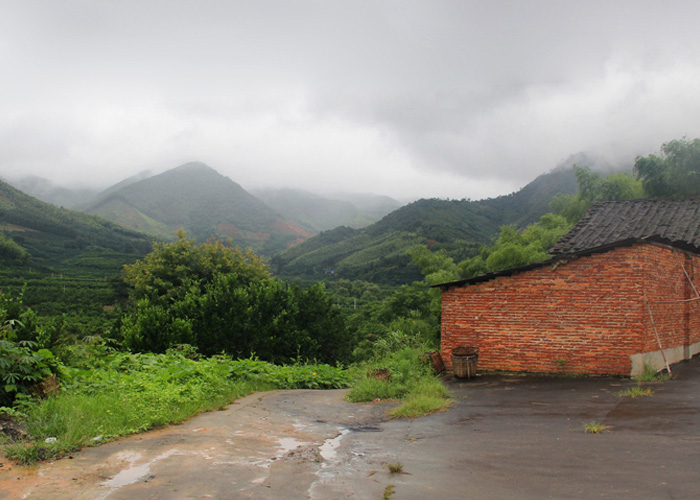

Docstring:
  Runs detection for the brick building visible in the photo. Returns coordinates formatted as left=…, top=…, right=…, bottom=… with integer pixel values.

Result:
left=437, top=199, right=700, bottom=377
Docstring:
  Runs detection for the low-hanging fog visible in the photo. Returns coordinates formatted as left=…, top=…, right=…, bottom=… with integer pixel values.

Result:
left=2, top=0, right=700, bottom=201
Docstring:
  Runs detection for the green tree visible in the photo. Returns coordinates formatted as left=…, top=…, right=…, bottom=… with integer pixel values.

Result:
left=0, top=232, right=30, bottom=264
left=406, top=245, right=459, bottom=286
left=122, top=230, right=270, bottom=306
left=634, top=138, right=700, bottom=198
left=458, top=214, right=571, bottom=278
left=551, top=166, right=644, bottom=223
left=121, top=233, right=352, bottom=363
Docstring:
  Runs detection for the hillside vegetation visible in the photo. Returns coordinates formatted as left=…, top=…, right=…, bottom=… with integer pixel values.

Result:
left=0, top=180, right=152, bottom=271
left=0, top=179, right=154, bottom=333
left=82, top=162, right=312, bottom=254
left=272, top=167, right=578, bottom=284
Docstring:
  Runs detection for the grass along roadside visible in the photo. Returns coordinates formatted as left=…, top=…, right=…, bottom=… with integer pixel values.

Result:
left=345, top=346, right=453, bottom=418
left=634, top=363, right=672, bottom=382
left=0, top=351, right=350, bottom=465
left=1, top=344, right=448, bottom=465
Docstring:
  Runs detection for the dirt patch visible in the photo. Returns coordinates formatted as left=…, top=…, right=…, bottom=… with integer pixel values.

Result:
left=0, top=420, right=27, bottom=442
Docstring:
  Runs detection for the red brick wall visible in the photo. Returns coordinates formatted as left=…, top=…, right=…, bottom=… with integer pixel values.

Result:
left=440, top=243, right=700, bottom=376
left=642, top=246, right=700, bottom=353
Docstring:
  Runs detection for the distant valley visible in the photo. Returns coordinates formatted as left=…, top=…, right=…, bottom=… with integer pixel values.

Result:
left=252, top=188, right=401, bottom=233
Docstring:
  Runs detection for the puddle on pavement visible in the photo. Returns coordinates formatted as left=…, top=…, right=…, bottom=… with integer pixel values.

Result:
left=349, top=425, right=381, bottom=432
left=95, top=449, right=180, bottom=499
left=278, top=437, right=307, bottom=455
left=319, top=429, right=350, bottom=463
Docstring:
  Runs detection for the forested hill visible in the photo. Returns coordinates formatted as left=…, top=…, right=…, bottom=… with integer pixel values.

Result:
left=272, top=167, right=578, bottom=284
left=0, top=179, right=153, bottom=271
left=82, top=162, right=312, bottom=253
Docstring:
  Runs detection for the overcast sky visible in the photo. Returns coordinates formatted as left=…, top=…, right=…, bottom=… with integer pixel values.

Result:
left=2, top=1, right=700, bottom=201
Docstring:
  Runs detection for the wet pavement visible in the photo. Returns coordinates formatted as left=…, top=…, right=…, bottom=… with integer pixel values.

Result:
left=2, top=357, right=700, bottom=499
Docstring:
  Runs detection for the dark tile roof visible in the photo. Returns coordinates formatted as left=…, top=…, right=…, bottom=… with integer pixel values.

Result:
left=550, top=199, right=700, bottom=255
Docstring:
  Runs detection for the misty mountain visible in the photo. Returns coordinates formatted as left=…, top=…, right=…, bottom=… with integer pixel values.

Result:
left=332, top=192, right=404, bottom=223
left=84, top=169, right=155, bottom=204
left=252, top=188, right=402, bottom=233
left=7, top=175, right=100, bottom=209
left=272, top=166, right=578, bottom=284
left=81, top=162, right=312, bottom=253
left=555, top=151, right=633, bottom=176
left=0, top=178, right=153, bottom=271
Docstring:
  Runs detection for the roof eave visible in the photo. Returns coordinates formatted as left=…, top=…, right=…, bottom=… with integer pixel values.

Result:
left=432, top=237, right=700, bottom=291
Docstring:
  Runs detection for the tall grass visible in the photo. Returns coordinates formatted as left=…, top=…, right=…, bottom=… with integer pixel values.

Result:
left=346, top=344, right=452, bottom=418
left=2, top=350, right=349, bottom=464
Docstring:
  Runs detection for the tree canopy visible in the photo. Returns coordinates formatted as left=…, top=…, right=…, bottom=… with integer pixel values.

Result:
left=634, top=138, right=700, bottom=198
left=457, top=214, right=572, bottom=278
left=550, top=166, right=645, bottom=224
left=121, top=232, right=353, bottom=363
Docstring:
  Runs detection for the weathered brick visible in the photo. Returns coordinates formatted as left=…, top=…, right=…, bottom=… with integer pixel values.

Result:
left=440, top=243, right=700, bottom=377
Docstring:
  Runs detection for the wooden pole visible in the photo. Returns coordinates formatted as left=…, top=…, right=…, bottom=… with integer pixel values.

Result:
left=643, top=289, right=672, bottom=376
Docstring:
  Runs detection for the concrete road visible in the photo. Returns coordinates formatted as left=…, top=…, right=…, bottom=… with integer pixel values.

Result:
left=2, top=357, right=700, bottom=499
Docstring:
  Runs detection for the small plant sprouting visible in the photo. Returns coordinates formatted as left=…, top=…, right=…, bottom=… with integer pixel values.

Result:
left=386, top=462, right=404, bottom=474
left=383, top=484, right=396, bottom=499
left=583, top=421, right=612, bottom=434
left=617, top=386, right=654, bottom=398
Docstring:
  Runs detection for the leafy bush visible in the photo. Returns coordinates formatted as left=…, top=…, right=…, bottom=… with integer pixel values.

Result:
left=0, top=291, right=63, bottom=406
left=0, top=336, right=57, bottom=406
left=121, top=233, right=353, bottom=364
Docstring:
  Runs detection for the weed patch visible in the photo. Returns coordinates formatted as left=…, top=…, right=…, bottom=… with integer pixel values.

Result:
left=390, top=380, right=452, bottom=418
left=386, top=462, right=404, bottom=473
left=635, top=364, right=671, bottom=382
left=617, top=386, right=654, bottom=398
left=383, top=484, right=396, bottom=499
left=346, top=347, right=452, bottom=418
left=1, top=350, right=350, bottom=464
left=582, top=421, right=612, bottom=434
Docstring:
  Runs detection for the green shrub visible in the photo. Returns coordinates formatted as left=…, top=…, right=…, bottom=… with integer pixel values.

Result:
left=346, top=347, right=452, bottom=417
left=0, top=295, right=63, bottom=406
left=390, top=379, right=452, bottom=418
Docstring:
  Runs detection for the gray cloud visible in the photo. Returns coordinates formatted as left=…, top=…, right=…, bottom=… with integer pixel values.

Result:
left=2, top=0, right=700, bottom=200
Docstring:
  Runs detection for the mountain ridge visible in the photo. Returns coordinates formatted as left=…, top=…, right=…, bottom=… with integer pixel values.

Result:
left=271, top=166, right=579, bottom=284
left=81, top=162, right=312, bottom=253
left=0, top=178, right=153, bottom=271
